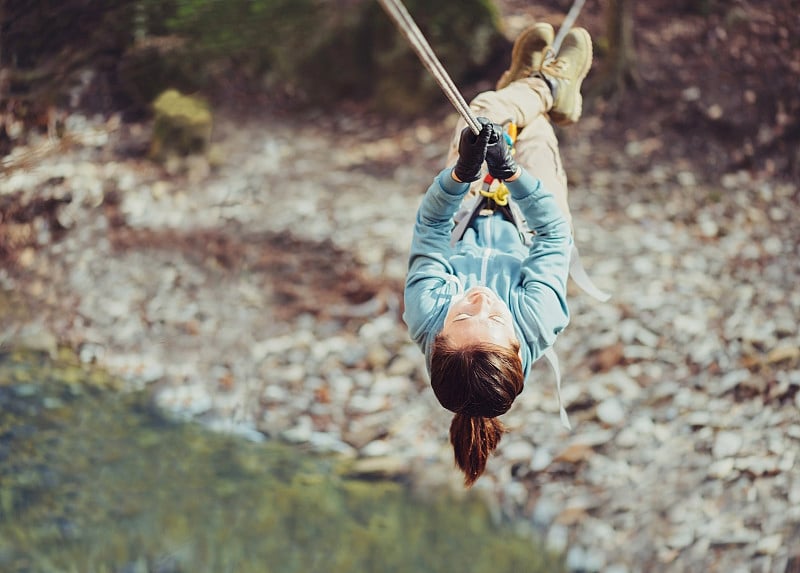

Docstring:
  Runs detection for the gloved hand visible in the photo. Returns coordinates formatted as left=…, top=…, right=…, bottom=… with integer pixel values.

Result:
left=485, top=124, right=519, bottom=181
left=453, top=119, right=493, bottom=183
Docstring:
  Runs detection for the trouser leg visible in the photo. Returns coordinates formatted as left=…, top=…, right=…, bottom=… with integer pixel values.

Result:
left=513, top=108, right=571, bottom=228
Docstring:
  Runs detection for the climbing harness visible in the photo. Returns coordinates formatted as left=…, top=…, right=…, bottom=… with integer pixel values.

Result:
left=450, top=121, right=529, bottom=248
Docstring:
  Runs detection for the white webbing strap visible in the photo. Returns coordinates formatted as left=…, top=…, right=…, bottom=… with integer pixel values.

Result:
left=569, top=244, right=611, bottom=302
left=540, top=246, right=609, bottom=431
left=543, top=347, right=571, bottom=430
left=450, top=194, right=483, bottom=247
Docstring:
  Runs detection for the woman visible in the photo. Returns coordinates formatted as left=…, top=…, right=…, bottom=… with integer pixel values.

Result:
left=403, top=24, right=593, bottom=486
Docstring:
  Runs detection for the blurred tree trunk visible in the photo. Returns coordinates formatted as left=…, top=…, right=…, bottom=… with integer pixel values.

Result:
left=596, top=0, right=639, bottom=96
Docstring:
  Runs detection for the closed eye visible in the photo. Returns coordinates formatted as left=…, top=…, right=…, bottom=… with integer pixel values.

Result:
left=452, top=313, right=505, bottom=324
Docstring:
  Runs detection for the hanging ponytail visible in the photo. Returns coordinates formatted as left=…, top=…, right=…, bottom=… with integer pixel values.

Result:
left=450, top=413, right=506, bottom=486
left=430, top=333, right=524, bottom=487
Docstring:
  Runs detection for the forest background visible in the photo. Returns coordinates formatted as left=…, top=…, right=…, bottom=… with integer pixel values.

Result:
left=1, top=0, right=798, bottom=179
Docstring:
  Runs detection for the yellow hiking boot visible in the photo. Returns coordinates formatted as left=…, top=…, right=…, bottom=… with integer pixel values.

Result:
left=496, top=23, right=555, bottom=90
left=540, top=27, right=593, bottom=125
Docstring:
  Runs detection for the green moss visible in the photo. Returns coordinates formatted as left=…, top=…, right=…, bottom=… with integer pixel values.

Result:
left=0, top=352, right=565, bottom=573
left=149, top=89, right=213, bottom=159
left=153, top=89, right=212, bottom=125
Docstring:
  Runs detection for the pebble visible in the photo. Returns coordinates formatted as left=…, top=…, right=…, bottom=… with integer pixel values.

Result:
left=2, top=111, right=798, bottom=573
left=566, top=545, right=589, bottom=571
left=154, top=383, right=213, bottom=417
left=501, top=440, right=536, bottom=462
left=596, top=397, right=626, bottom=426
left=281, top=415, right=314, bottom=443
left=708, top=458, right=736, bottom=479
left=546, top=523, right=569, bottom=553
left=713, top=431, right=744, bottom=458
left=532, top=495, right=561, bottom=527
left=530, top=447, right=553, bottom=471
left=755, top=534, right=783, bottom=555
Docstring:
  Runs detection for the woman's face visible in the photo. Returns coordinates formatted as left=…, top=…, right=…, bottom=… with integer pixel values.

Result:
left=441, top=286, right=519, bottom=349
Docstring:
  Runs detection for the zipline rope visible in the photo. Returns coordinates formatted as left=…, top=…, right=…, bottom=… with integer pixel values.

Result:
left=546, top=0, right=587, bottom=63
left=376, top=0, right=483, bottom=134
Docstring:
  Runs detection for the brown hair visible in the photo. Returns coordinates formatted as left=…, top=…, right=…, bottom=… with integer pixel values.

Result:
left=430, top=333, right=524, bottom=486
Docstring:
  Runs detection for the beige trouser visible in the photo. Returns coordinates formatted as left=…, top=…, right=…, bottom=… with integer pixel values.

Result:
left=446, top=77, right=571, bottom=228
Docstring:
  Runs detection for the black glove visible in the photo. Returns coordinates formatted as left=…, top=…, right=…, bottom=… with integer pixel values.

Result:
left=453, top=119, right=493, bottom=183
left=485, top=123, right=519, bottom=181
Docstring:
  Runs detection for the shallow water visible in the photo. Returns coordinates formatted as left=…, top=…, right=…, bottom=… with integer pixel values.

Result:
left=0, top=349, right=562, bottom=573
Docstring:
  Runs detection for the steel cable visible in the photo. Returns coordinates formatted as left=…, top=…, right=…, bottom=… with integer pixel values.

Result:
left=377, top=0, right=482, bottom=134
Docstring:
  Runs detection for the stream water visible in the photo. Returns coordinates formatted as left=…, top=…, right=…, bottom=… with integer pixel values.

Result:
left=0, top=349, right=563, bottom=573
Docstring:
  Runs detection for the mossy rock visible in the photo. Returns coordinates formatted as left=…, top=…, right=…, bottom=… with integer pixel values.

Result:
left=150, top=89, right=213, bottom=160
left=117, top=36, right=207, bottom=116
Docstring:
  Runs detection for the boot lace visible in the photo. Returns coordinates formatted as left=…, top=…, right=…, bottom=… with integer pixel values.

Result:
left=541, top=57, right=570, bottom=80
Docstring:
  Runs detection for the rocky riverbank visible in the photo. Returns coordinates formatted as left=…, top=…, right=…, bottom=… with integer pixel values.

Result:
left=2, top=106, right=798, bottom=573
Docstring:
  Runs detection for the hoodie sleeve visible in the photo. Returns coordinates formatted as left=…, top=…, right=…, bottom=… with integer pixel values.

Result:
left=402, top=168, right=469, bottom=348
left=505, top=168, right=572, bottom=355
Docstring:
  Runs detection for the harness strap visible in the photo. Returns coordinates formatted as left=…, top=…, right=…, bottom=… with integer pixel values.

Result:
left=450, top=193, right=483, bottom=248
left=543, top=347, right=571, bottom=430
left=451, top=199, right=611, bottom=303
left=570, top=244, right=611, bottom=302
left=449, top=188, right=528, bottom=248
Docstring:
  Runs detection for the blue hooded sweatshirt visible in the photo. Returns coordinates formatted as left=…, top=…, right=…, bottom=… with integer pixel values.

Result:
left=403, top=166, right=572, bottom=381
